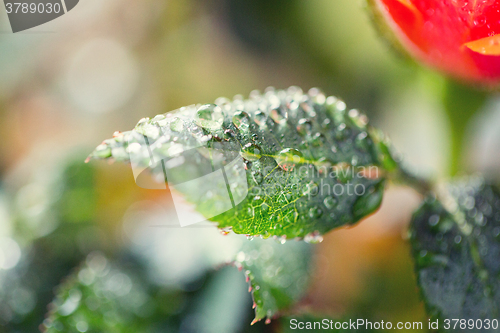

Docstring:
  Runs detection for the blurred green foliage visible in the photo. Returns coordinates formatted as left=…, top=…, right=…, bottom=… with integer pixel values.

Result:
left=0, top=162, right=107, bottom=332
left=411, top=177, right=500, bottom=323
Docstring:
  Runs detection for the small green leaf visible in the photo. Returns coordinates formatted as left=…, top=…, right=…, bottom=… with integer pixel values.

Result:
left=410, top=176, right=500, bottom=322
left=88, top=87, right=397, bottom=239
left=234, top=238, right=314, bottom=325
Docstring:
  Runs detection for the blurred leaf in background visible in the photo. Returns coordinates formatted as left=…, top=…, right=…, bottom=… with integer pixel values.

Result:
left=411, top=177, right=500, bottom=321
left=43, top=251, right=277, bottom=333
left=0, top=159, right=108, bottom=332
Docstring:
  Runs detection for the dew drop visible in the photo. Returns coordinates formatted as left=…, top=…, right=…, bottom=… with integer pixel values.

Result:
left=94, top=144, right=112, bottom=158
left=348, top=109, right=368, bottom=128
left=250, top=89, right=261, bottom=100
left=289, top=101, right=300, bottom=111
left=232, top=111, right=251, bottom=131
left=170, top=117, right=184, bottom=132
left=312, top=93, right=326, bottom=105
left=304, top=231, right=324, bottom=243
left=287, top=85, right=303, bottom=98
left=335, top=123, right=347, bottom=140
left=309, top=207, right=323, bottom=218
left=326, top=96, right=337, bottom=106
left=276, top=148, right=303, bottom=171
left=254, top=111, right=267, bottom=127
left=240, top=143, right=262, bottom=161
left=324, top=196, right=337, bottom=209
left=304, top=182, right=319, bottom=197
left=190, top=125, right=204, bottom=139
left=308, top=87, right=322, bottom=97
left=355, top=132, right=369, bottom=151
left=335, top=100, right=346, bottom=112
left=296, top=118, right=313, bottom=136
left=223, top=129, right=236, bottom=140
left=310, top=133, right=325, bottom=147
left=428, top=214, right=440, bottom=226
left=195, top=104, right=224, bottom=130
left=296, top=199, right=309, bottom=213
left=270, top=107, right=287, bottom=124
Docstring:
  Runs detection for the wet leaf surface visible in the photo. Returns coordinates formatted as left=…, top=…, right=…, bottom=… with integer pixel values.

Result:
left=411, top=177, right=500, bottom=326
left=88, top=87, right=397, bottom=239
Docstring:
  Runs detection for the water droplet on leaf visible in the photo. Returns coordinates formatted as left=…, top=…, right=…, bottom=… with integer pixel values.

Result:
left=170, top=117, right=184, bottom=132
left=309, top=207, right=323, bottom=218
left=195, top=104, right=224, bottom=130
left=254, top=111, right=267, bottom=127
left=428, top=214, right=440, bottom=226
left=304, top=231, right=324, bottom=243
left=297, top=118, right=313, bottom=136
left=241, top=143, right=262, bottom=161
left=232, top=111, right=251, bottom=131
left=270, top=107, right=287, bottom=124
left=276, top=148, right=303, bottom=171
left=324, top=196, right=338, bottom=209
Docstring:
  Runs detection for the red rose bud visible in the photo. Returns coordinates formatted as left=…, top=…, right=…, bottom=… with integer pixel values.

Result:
left=369, top=0, right=500, bottom=85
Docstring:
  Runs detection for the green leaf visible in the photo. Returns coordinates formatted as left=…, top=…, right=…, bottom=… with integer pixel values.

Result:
left=43, top=253, right=185, bottom=333
left=410, top=176, right=500, bottom=322
left=234, top=238, right=313, bottom=325
left=88, top=87, right=398, bottom=239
